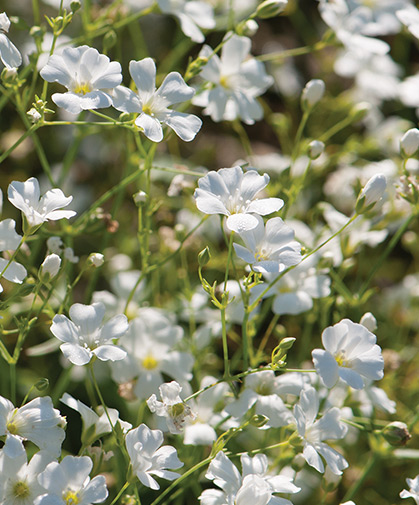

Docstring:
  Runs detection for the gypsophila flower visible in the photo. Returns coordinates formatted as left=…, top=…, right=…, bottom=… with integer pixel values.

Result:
left=40, top=45, right=122, bottom=114
left=194, top=166, right=283, bottom=233
left=50, top=302, right=128, bottom=366
left=0, top=12, right=22, bottom=69
left=36, top=455, right=108, bottom=505
left=88, top=253, right=104, bottom=267
left=8, top=177, right=76, bottom=232
left=0, top=219, right=27, bottom=291
left=312, top=318, right=384, bottom=390
left=400, top=475, right=419, bottom=504
left=125, top=423, right=183, bottom=490
left=113, top=58, right=202, bottom=142
left=147, top=381, right=196, bottom=434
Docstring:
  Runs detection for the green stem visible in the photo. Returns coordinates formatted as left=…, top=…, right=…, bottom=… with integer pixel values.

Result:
left=110, top=481, right=130, bottom=505
left=257, top=40, right=328, bottom=62
left=0, top=124, right=40, bottom=164
left=292, top=110, right=310, bottom=161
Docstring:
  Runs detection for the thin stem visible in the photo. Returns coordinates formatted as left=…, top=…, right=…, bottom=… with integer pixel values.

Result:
left=257, top=40, right=328, bottom=62
left=110, top=481, right=130, bottom=505
left=292, top=110, right=310, bottom=161
left=0, top=124, right=39, bottom=164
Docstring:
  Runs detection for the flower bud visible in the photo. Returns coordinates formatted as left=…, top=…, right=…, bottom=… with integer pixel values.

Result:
left=256, top=0, right=288, bottom=18
left=70, top=0, right=82, bottom=12
left=349, top=101, right=370, bottom=121
left=198, top=246, right=211, bottom=267
left=103, top=29, right=117, bottom=51
left=236, top=19, right=259, bottom=37
left=27, top=107, right=42, bottom=123
left=381, top=421, right=411, bottom=447
left=0, top=12, right=11, bottom=32
left=133, top=190, right=147, bottom=205
left=34, top=378, right=49, bottom=391
left=308, top=140, right=325, bottom=160
left=359, top=312, right=377, bottom=332
left=355, top=173, right=387, bottom=214
left=88, top=252, right=104, bottom=267
left=400, top=128, right=419, bottom=158
left=301, top=79, right=325, bottom=110
left=250, top=414, right=269, bottom=427
left=39, top=253, right=61, bottom=281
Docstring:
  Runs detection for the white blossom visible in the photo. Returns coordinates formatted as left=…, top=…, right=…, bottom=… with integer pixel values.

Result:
left=0, top=12, right=22, bottom=69
left=0, top=219, right=27, bottom=292
left=400, top=475, right=419, bottom=504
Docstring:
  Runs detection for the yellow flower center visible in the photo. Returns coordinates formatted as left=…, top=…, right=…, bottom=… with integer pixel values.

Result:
left=335, top=351, right=348, bottom=367
left=219, top=75, right=230, bottom=89
left=63, top=490, right=80, bottom=505
left=7, top=421, right=18, bottom=434
left=255, top=249, right=268, bottom=262
left=142, top=355, right=158, bottom=370
left=13, top=481, right=30, bottom=499
left=142, top=104, right=153, bottom=116
left=73, top=83, right=92, bottom=95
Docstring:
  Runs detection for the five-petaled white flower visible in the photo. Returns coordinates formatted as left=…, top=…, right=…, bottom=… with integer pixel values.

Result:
left=193, top=34, right=273, bottom=124
left=400, top=475, right=419, bottom=504
left=199, top=451, right=300, bottom=505
left=147, top=381, right=196, bottom=434
left=293, top=386, right=348, bottom=475
left=234, top=215, right=301, bottom=273
left=0, top=218, right=27, bottom=291
left=0, top=12, right=22, bottom=69
left=0, top=395, right=66, bottom=458
left=112, top=58, right=202, bottom=142
left=312, top=318, right=384, bottom=390
left=125, top=423, right=183, bottom=490
left=50, top=302, right=128, bottom=366
left=8, top=177, right=76, bottom=231
left=40, top=45, right=122, bottom=114
left=194, top=166, right=283, bottom=233
left=36, top=455, right=108, bottom=505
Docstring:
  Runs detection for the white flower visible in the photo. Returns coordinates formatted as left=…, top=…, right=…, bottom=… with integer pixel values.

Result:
left=199, top=451, right=300, bottom=505
left=112, top=58, right=202, bottom=142
left=147, top=381, right=196, bottom=434
left=400, top=475, right=419, bottom=504
left=194, top=166, right=283, bottom=233
left=0, top=395, right=66, bottom=458
left=400, top=128, right=419, bottom=158
left=40, top=45, right=122, bottom=114
left=109, top=308, right=194, bottom=400
left=47, top=236, right=63, bottom=254
left=293, top=386, right=348, bottom=475
left=234, top=215, right=301, bottom=273
left=60, top=393, right=132, bottom=445
left=50, top=302, right=128, bottom=366
left=63, top=247, right=79, bottom=264
left=88, top=253, right=104, bottom=267
left=0, top=219, right=27, bottom=292
left=36, top=455, right=108, bottom=505
left=40, top=254, right=61, bottom=281
left=8, top=177, right=76, bottom=230
left=0, top=448, right=54, bottom=505
left=193, top=34, right=274, bottom=124
left=312, top=318, right=384, bottom=390
left=125, top=424, right=183, bottom=490
left=0, top=12, right=22, bottom=69
left=157, top=0, right=215, bottom=43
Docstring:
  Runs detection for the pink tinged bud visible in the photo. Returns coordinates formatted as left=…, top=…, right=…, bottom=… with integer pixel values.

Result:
left=301, top=79, right=325, bottom=109
left=356, top=174, right=387, bottom=214
left=400, top=128, right=419, bottom=158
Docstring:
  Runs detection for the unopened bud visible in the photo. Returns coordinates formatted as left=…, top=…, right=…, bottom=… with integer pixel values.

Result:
left=34, top=378, right=49, bottom=391
left=349, top=101, right=371, bottom=121
left=381, top=421, right=411, bottom=447
left=198, top=246, right=211, bottom=267
left=256, top=0, right=288, bottom=18
left=27, top=107, right=42, bottom=123
left=103, top=30, right=117, bottom=51
left=88, top=252, right=104, bottom=267
left=301, top=79, right=325, bottom=110
left=133, top=190, right=147, bottom=205
left=0, top=12, right=11, bottom=32
left=70, top=0, right=81, bottom=12
left=236, top=19, right=259, bottom=37
left=308, top=140, right=325, bottom=160
left=355, top=173, right=387, bottom=214
left=400, top=128, right=419, bottom=158
left=359, top=312, right=377, bottom=332
left=250, top=414, right=269, bottom=427
left=39, top=253, right=61, bottom=281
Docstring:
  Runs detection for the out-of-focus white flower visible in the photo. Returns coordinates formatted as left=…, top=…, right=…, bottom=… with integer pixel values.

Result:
left=293, top=386, right=348, bottom=475
left=194, top=166, right=283, bottom=233
left=199, top=451, right=300, bottom=505
left=308, top=140, right=325, bottom=159
left=400, top=128, right=419, bottom=158
left=8, top=177, right=76, bottom=231
left=36, top=455, right=108, bottom=505
left=397, top=5, right=419, bottom=39
left=40, top=253, right=61, bottom=281
left=0, top=12, right=22, bottom=69
left=47, top=236, right=63, bottom=254
left=355, top=173, right=387, bottom=213
left=193, top=34, right=273, bottom=124
left=126, top=424, right=183, bottom=490
left=88, top=252, right=104, bottom=267
left=0, top=219, right=27, bottom=292
left=147, top=381, right=196, bottom=434
left=113, top=58, right=202, bottom=143
left=234, top=215, right=301, bottom=274
left=40, top=45, right=122, bottom=114
left=157, top=0, right=215, bottom=43
left=301, top=79, right=325, bottom=109
left=0, top=395, right=66, bottom=458
left=312, top=318, right=384, bottom=390
left=400, top=475, right=419, bottom=504
left=50, top=302, right=128, bottom=366
left=256, top=0, right=288, bottom=18
left=63, top=247, right=79, bottom=263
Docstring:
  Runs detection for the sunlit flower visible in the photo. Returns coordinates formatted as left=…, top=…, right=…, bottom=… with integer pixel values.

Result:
left=8, top=177, right=76, bottom=231
left=36, top=455, right=108, bottom=505
left=126, top=423, right=183, bottom=490
left=0, top=219, right=27, bottom=291
left=194, top=166, right=283, bottom=233
left=193, top=34, right=273, bottom=124
left=112, top=58, right=202, bottom=142
left=0, top=12, right=22, bottom=69
left=312, top=318, right=384, bottom=390
left=400, top=475, right=419, bottom=504
left=40, top=45, right=122, bottom=114
left=50, top=302, right=128, bottom=366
